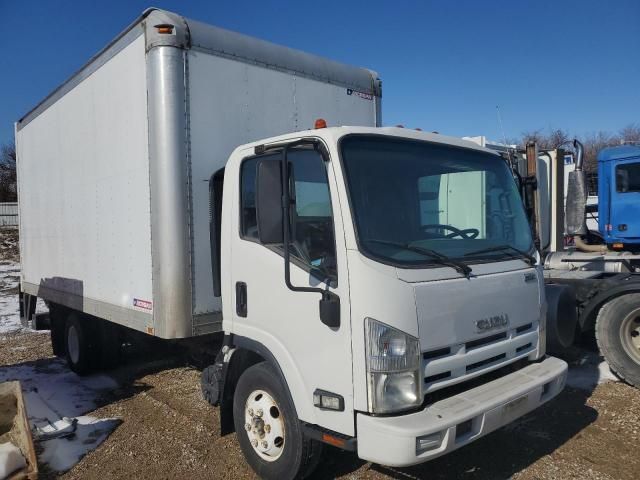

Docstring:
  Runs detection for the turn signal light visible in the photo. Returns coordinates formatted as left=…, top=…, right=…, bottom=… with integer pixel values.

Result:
left=612, top=242, right=624, bottom=250
left=314, top=118, right=327, bottom=129
left=322, top=434, right=346, bottom=448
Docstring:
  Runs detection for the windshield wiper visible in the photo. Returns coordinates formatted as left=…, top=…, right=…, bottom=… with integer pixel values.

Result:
left=463, top=244, right=536, bottom=265
left=366, top=239, right=473, bottom=277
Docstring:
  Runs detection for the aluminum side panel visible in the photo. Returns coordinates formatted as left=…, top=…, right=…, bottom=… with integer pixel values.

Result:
left=16, top=35, right=152, bottom=330
left=147, top=47, right=193, bottom=338
left=187, top=50, right=378, bottom=315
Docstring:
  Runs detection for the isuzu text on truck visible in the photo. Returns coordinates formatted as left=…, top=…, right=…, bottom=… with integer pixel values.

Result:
left=15, top=9, right=567, bottom=479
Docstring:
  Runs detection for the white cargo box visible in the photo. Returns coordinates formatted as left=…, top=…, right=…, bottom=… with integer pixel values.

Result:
left=16, top=8, right=381, bottom=338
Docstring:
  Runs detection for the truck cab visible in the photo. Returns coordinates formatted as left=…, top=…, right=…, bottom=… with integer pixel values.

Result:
left=208, top=126, right=567, bottom=478
left=598, top=145, right=640, bottom=250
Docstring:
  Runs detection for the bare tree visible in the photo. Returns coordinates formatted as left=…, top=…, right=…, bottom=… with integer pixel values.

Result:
left=581, top=131, right=619, bottom=172
left=0, top=143, right=17, bottom=202
left=619, top=123, right=640, bottom=144
left=545, top=129, right=571, bottom=150
left=520, top=128, right=571, bottom=150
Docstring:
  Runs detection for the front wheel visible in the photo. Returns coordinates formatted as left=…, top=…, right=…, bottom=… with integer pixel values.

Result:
left=596, top=294, right=640, bottom=388
left=233, top=362, right=322, bottom=480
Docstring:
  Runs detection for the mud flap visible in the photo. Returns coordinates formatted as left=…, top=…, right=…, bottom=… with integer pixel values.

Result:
left=18, top=284, right=36, bottom=329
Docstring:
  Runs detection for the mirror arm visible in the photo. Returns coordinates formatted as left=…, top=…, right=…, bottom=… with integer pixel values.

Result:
left=281, top=145, right=322, bottom=295
left=280, top=144, right=340, bottom=328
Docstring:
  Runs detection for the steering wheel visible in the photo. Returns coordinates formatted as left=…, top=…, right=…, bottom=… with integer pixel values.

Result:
left=421, top=224, right=480, bottom=239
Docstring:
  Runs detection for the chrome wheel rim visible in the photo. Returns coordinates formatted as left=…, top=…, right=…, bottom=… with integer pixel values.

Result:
left=244, top=389, right=285, bottom=462
left=620, top=307, right=640, bottom=365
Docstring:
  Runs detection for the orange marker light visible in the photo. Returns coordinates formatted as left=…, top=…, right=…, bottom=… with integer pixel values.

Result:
left=314, top=118, right=327, bottom=129
left=322, top=433, right=346, bottom=448
left=155, top=24, right=174, bottom=34
left=612, top=242, right=624, bottom=250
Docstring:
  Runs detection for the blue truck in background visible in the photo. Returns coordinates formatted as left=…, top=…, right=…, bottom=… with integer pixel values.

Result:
left=506, top=140, right=640, bottom=390
left=598, top=145, right=640, bottom=250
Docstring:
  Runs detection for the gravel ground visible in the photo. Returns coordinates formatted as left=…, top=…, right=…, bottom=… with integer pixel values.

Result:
left=0, top=330, right=638, bottom=480
left=1, top=226, right=639, bottom=479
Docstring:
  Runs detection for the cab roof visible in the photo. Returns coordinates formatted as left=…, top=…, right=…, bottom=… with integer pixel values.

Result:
left=598, top=144, right=640, bottom=162
left=245, top=126, right=499, bottom=156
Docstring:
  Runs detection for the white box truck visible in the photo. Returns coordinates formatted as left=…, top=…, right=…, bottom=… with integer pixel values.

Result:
left=16, top=8, right=567, bottom=479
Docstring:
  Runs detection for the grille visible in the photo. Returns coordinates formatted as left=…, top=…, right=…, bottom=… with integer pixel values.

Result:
left=422, top=322, right=538, bottom=393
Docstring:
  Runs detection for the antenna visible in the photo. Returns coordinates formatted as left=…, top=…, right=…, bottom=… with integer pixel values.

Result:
left=496, top=105, right=509, bottom=147
left=496, top=105, right=514, bottom=166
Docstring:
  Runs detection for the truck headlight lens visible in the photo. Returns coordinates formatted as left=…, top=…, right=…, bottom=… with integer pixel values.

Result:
left=365, top=318, right=421, bottom=414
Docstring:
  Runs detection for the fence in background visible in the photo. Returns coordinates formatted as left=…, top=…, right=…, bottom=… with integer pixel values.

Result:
left=0, top=203, right=18, bottom=226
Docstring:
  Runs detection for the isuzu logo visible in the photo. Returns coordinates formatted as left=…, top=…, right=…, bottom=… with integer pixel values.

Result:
left=475, top=314, right=509, bottom=332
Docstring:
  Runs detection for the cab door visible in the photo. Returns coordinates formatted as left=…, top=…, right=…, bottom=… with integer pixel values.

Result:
left=611, top=159, right=640, bottom=239
left=226, top=144, right=354, bottom=435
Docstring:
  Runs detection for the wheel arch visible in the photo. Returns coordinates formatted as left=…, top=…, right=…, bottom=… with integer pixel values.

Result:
left=219, top=335, right=304, bottom=436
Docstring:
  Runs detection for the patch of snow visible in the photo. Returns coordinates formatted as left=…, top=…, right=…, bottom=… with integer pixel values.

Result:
left=0, top=263, right=120, bottom=473
left=38, top=416, right=121, bottom=472
left=0, top=360, right=119, bottom=473
left=0, top=261, right=47, bottom=334
left=0, top=442, right=27, bottom=479
left=566, top=351, right=620, bottom=390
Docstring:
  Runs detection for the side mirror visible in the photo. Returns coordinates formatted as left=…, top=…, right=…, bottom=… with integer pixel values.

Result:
left=319, top=292, right=340, bottom=328
left=256, top=158, right=284, bottom=244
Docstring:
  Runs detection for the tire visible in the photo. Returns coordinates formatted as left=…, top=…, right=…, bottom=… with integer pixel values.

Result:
left=64, top=313, right=99, bottom=375
left=233, top=362, right=322, bottom=480
left=201, top=364, right=223, bottom=406
left=545, top=284, right=578, bottom=355
left=49, top=305, right=66, bottom=357
left=596, top=294, right=640, bottom=388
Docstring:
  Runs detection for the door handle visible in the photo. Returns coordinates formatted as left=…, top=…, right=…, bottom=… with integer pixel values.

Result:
left=236, top=282, right=247, bottom=317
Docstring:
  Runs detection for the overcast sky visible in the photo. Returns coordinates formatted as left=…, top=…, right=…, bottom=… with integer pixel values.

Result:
left=2, top=0, right=638, bottom=145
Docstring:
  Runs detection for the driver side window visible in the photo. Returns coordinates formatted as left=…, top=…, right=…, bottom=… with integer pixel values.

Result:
left=239, top=149, right=337, bottom=280
left=288, top=149, right=337, bottom=279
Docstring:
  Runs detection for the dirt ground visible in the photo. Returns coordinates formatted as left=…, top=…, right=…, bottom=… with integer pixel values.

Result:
left=0, top=330, right=638, bottom=480
left=1, top=225, right=639, bottom=479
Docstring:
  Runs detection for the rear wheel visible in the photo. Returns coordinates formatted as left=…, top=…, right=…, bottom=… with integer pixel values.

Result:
left=596, top=294, right=640, bottom=388
left=64, top=313, right=98, bottom=375
left=233, top=362, right=322, bottom=480
left=49, top=304, right=66, bottom=357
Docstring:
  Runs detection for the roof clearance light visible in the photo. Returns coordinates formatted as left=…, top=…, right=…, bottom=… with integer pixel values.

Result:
left=314, top=118, right=327, bottom=129
left=155, top=24, right=174, bottom=34
left=396, top=125, right=404, bottom=128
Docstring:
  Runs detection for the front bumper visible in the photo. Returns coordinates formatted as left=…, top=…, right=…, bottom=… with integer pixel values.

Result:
left=356, top=356, right=567, bottom=467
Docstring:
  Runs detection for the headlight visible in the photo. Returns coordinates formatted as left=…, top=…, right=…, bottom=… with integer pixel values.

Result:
left=365, top=318, right=421, bottom=414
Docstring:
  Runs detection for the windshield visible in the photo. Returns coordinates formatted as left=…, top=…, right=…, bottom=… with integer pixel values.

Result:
left=340, top=135, right=533, bottom=267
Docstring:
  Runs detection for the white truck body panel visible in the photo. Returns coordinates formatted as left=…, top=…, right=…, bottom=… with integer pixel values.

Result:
left=188, top=50, right=378, bottom=317
left=16, top=34, right=154, bottom=332
left=16, top=9, right=381, bottom=338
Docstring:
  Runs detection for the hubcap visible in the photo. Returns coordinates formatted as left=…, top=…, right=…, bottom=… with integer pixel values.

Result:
left=620, top=308, right=640, bottom=365
left=67, top=325, right=80, bottom=364
left=244, top=390, right=285, bottom=462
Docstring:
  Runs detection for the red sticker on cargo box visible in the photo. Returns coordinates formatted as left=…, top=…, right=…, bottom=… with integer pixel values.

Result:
left=133, top=298, right=153, bottom=310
